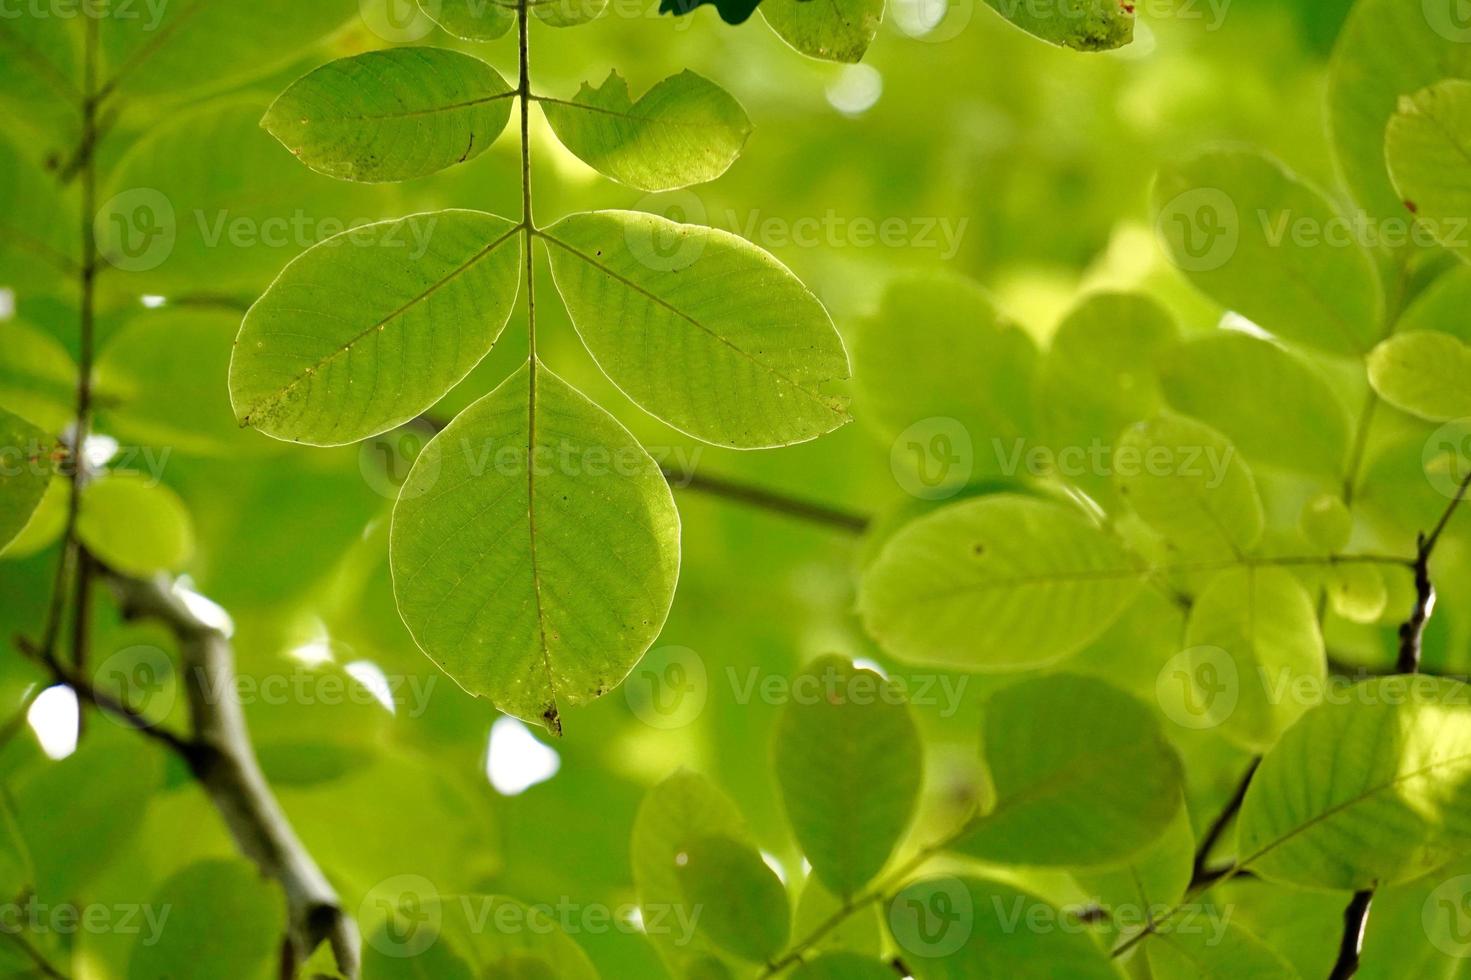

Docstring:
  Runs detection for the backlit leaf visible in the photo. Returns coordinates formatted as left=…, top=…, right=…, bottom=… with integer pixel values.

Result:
left=544, top=209, right=850, bottom=448
left=1368, top=330, right=1471, bottom=422
left=264, top=48, right=515, bottom=183
left=676, top=835, right=790, bottom=963
left=390, top=361, right=680, bottom=733
left=77, top=472, right=195, bottom=575
left=0, top=406, right=59, bottom=553
left=1386, top=79, right=1471, bottom=265
left=984, top=0, right=1133, bottom=51
left=762, top=0, right=883, bottom=64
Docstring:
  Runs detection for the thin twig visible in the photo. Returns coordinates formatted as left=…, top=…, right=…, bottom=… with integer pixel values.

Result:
left=1189, top=758, right=1259, bottom=889
left=663, top=468, right=870, bottom=533
left=1328, top=890, right=1374, bottom=980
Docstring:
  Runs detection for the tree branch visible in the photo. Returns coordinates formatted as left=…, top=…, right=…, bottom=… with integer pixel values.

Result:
left=1328, top=890, right=1374, bottom=980
left=101, top=572, right=360, bottom=978
left=1189, top=757, right=1259, bottom=889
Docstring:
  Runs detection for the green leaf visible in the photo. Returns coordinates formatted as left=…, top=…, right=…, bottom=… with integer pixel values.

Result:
left=792, top=953, right=895, bottom=980
left=1115, top=415, right=1263, bottom=560
left=957, top=674, right=1182, bottom=866
left=1074, top=806, right=1194, bottom=944
left=535, top=0, right=609, bottom=26
left=888, top=877, right=1119, bottom=978
left=761, top=0, right=883, bottom=64
left=128, top=859, right=285, bottom=980
left=1035, top=292, right=1177, bottom=501
left=1176, top=567, right=1325, bottom=751
left=773, top=655, right=922, bottom=899
left=0, top=318, right=75, bottom=433
left=1147, top=921, right=1300, bottom=980
left=1159, top=332, right=1352, bottom=477
left=632, top=771, right=752, bottom=971
left=1300, top=493, right=1353, bottom=552
left=96, top=309, right=261, bottom=457
left=1, top=476, right=66, bottom=560
left=1237, top=676, right=1471, bottom=891
left=852, top=273, right=1036, bottom=486
left=1326, top=563, right=1388, bottom=624
left=0, top=406, right=58, bottom=553
left=1386, top=80, right=1471, bottom=264
left=541, top=71, right=750, bottom=192
left=77, top=473, right=195, bottom=576
left=859, top=494, right=1142, bottom=669
left=0, top=130, right=76, bottom=289
left=675, top=835, right=790, bottom=963
left=230, top=209, right=521, bottom=446
left=1153, top=149, right=1384, bottom=356
left=390, top=361, right=680, bottom=733
left=423, top=0, right=516, bottom=39
left=983, top=0, right=1133, bottom=51
left=1328, top=0, right=1471, bottom=237
left=1368, top=330, right=1471, bottom=422
left=98, top=0, right=355, bottom=103
left=0, top=13, right=78, bottom=133
left=543, top=210, right=850, bottom=448
left=263, top=48, right=515, bottom=183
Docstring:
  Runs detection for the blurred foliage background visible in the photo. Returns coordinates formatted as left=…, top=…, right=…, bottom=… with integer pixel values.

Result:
left=12, top=0, right=1468, bottom=975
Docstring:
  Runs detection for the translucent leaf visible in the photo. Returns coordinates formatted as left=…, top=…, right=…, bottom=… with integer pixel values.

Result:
left=543, top=210, right=850, bottom=448
left=1326, top=563, right=1388, bottom=624
left=1115, top=415, right=1263, bottom=560
left=423, top=0, right=516, bottom=39
left=762, top=0, right=883, bottom=64
left=0, top=131, right=76, bottom=289
left=1299, top=493, right=1352, bottom=552
left=1328, top=0, right=1471, bottom=235
left=263, top=48, right=515, bottom=183
left=1368, top=330, right=1471, bottom=422
left=0, top=406, right=58, bottom=552
left=98, top=0, right=355, bottom=103
left=676, top=835, right=790, bottom=963
left=983, top=0, right=1133, bottom=51
left=957, top=674, right=1182, bottom=866
left=773, top=656, right=922, bottom=899
left=390, top=362, right=680, bottom=733
left=2, top=477, right=66, bottom=560
left=859, top=494, right=1141, bottom=669
left=230, top=209, right=521, bottom=446
left=793, top=877, right=883, bottom=957
left=1237, top=676, right=1471, bottom=890
left=1177, top=567, right=1325, bottom=751
left=792, top=953, right=894, bottom=979
left=1147, top=921, right=1300, bottom=980
left=1035, top=292, right=1176, bottom=502
left=0, top=318, right=74, bottom=432
left=852, top=273, right=1036, bottom=485
left=1153, top=149, right=1383, bottom=356
left=541, top=71, right=750, bottom=192
left=1073, top=807, right=1193, bottom=945
left=127, top=860, right=285, bottom=980
left=1159, top=332, right=1352, bottom=477
left=889, top=877, right=1118, bottom=978
left=1386, top=80, right=1471, bottom=264
left=632, top=771, right=752, bottom=971
left=77, top=473, right=195, bottom=576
